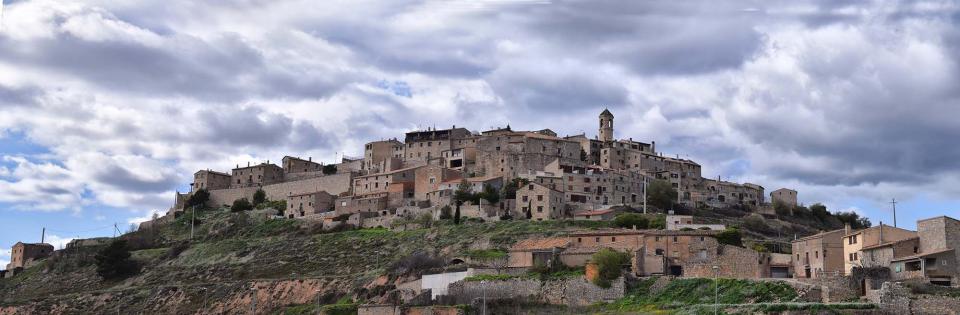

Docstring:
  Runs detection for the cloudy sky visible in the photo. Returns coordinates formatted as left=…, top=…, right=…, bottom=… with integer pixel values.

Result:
left=2, top=0, right=959, bottom=266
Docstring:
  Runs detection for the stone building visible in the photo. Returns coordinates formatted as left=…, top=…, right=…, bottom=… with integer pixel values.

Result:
left=192, top=170, right=231, bottom=192
left=335, top=192, right=389, bottom=215
left=363, top=139, right=403, bottom=173
left=352, top=166, right=420, bottom=196
left=231, top=162, right=284, bottom=188
left=572, top=209, right=619, bottom=221
left=515, top=182, right=565, bottom=221
left=599, top=109, right=614, bottom=142
left=890, top=216, right=960, bottom=285
left=402, top=127, right=471, bottom=163
left=842, top=223, right=917, bottom=275
left=859, top=237, right=919, bottom=270
left=770, top=188, right=798, bottom=207
left=665, top=214, right=725, bottom=231
left=6, top=242, right=54, bottom=270
left=281, top=156, right=322, bottom=174
left=285, top=191, right=335, bottom=218
left=508, top=238, right=570, bottom=268
left=414, top=165, right=463, bottom=200
left=475, top=131, right=583, bottom=180
left=792, top=229, right=845, bottom=278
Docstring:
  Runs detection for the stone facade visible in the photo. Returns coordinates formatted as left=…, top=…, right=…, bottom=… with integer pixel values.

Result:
left=284, top=191, right=334, bottom=218
left=842, top=224, right=918, bottom=274
left=6, top=242, right=54, bottom=270
left=206, top=173, right=352, bottom=208
left=515, top=182, right=565, bottom=221
left=792, top=229, right=845, bottom=278
left=281, top=156, right=322, bottom=174
left=414, top=165, right=462, bottom=200
left=770, top=188, right=798, bottom=207
left=363, top=139, right=403, bottom=172
left=230, top=163, right=284, bottom=188
left=192, top=170, right=231, bottom=192
left=890, top=216, right=960, bottom=284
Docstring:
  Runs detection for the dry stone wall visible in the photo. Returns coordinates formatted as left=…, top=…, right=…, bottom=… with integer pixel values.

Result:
left=444, top=277, right=624, bottom=307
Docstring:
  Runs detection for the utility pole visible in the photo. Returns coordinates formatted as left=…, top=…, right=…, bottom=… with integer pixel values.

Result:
left=113, top=223, right=118, bottom=237
left=890, top=198, right=898, bottom=228
left=41, top=227, right=45, bottom=243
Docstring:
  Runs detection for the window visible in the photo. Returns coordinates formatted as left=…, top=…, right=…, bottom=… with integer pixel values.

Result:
left=537, top=206, right=543, bottom=213
left=655, top=249, right=664, bottom=255
left=522, top=196, right=528, bottom=202
left=595, top=237, right=600, bottom=242
left=672, top=236, right=678, bottom=243
left=612, top=237, right=616, bottom=242
left=578, top=238, right=582, bottom=243
left=537, top=195, right=543, bottom=201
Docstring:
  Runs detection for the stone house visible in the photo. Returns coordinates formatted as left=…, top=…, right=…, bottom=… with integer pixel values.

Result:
left=6, top=242, right=54, bottom=270
left=768, top=253, right=794, bottom=278
left=842, top=223, right=917, bottom=275
left=363, top=139, right=403, bottom=173
left=515, top=182, right=565, bottom=220
left=681, top=241, right=773, bottom=279
left=281, top=156, right=322, bottom=174
left=890, top=216, right=960, bottom=285
left=507, top=238, right=570, bottom=268
left=335, top=192, right=389, bottom=215
left=284, top=191, right=335, bottom=218
left=402, top=127, right=472, bottom=163
left=665, top=214, right=725, bottom=231
left=770, top=188, right=798, bottom=207
left=414, top=165, right=462, bottom=200
left=352, top=166, right=420, bottom=196
left=792, top=229, right=845, bottom=278
left=192, top=170, right=231, bottom=192
left=859, top=237, right=919, bottom=270
left=231, top=162, right=284, bottom=188
left=572, top=209, right=619, bottom=221
left=640, top=230, right=721, bottom=277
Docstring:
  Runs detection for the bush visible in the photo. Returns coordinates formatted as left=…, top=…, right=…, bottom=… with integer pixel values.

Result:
left=613, top=213, right=649, bottom=229
left=231, top=198, right=254, bottom=212
left=647, top=180, right=677, bottom=211
left=439, top=206, right=452, bottom=220
left=388, top=251, right=445, bottom=276
left=252, top=189, right=266, bottom=206
left=648, top=214, right=666, bottom=230
left=591, top=248, right=630, bottom=288
left=322, top=164, right=337, bottom=175
left=95, top=240, right=139, bottom=280
left=185, top=189, right=210, bottom=208
left=464, top=274, right=515, bottom=282
left=716, top=228, right=743, bottom=247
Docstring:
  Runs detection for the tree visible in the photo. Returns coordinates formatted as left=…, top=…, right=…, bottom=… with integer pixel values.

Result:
left=810, top=203, right=830, bottom=220
left=454, top=204, right=462, bottom=225
left=252, top=189, right=267, bottom=206
left=580, top=149, right=588, bottom=161
left=773, top=200, right=791, bottom=216
left=439, top=206, right=452, bottom=220
left=95, top=240, right=138, bottom=280
left=501, top=178, right=529, bottom=200
left=453, top=180, right=477, bottom=205
left=478, top=183, right=500, bottom=204
left=322, top=164, right=337, bottom=175
left=716, top=228, right=743, bottom=247
left=835, top=211, right=872, bottom=229
left=647, top=180, right=678, bottom=211
left=612, top=213, right=649, bottom=229
left=590, top=248, right=630, bottom=288
left=525, top=200, right=533, bottom=219
left=185, top=188, right=210, bottom=208
left=231, top=198, right=254, bottom=212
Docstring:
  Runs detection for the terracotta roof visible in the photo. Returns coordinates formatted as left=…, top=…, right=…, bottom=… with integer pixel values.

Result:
left=573, top=209, right=617, bottom=217
left=645, top=229, right=720, bottom=236
left=568, top=229, right=644, bottom=237
left=510, top=238, right=570, bottom=251
left=891, top=248, right=955, bottom=262
left=860, top=237, right=919, bottom=251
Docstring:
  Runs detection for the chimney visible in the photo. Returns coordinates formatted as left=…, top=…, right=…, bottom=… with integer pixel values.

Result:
left=309, top=157, right=312, bottom=162
left=879, top=222, right=884, bottom=243
left=844, top=223, right=851, bottom=235
left=247, top=162, right=250, bottom=167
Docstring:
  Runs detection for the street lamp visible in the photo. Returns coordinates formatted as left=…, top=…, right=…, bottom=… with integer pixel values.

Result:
left=712, top=265, right=719, bottom=315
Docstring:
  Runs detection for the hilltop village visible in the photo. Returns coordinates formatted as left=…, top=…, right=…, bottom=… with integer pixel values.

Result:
left=3, top=109, right=959, bottom=314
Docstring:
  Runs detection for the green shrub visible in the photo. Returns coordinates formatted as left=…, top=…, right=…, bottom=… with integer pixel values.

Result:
left=95, top=240, right=139, bottom=280
left=591, top=248, right=630, bottom=288
left=252, top=189, right=266, bottom=206
left=464, top=274, right=515, bottom=282
left=716, top=228, right=743, bottom=247
left=231, top=198, right=254, bottom=212
left=613, top=213, right=649, bottom=229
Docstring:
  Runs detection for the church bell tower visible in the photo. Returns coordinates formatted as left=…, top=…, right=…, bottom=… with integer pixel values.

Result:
left=599, top=108, right=614, bottom=142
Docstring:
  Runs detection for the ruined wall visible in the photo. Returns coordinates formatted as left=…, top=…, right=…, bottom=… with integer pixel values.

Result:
left=445, top=277, right=624, bottom=306
left=207, top=173, right=352, bottom=208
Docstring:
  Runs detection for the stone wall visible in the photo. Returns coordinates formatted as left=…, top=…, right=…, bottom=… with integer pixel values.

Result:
left=206, top=173, right=352, bottom=208
left=444, top=277, right=624, bottom=307
left=796, top=273, right=857, bottom=302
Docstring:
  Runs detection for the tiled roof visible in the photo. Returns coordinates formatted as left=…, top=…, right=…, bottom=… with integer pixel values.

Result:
left=510, top=238, right=570, bottom=251
left=860, top=237, right=919, bottom=251
left=573, top=209, right=616, bottom=216
left=891, top=248, right=955, bottom=262
left=568, top=229, right=644, bottom=237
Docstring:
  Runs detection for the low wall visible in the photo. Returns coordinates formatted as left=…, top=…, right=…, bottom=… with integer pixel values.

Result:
left=445, top=277, right=624, bottom=306
left=795, top=274, right=857, bottom=302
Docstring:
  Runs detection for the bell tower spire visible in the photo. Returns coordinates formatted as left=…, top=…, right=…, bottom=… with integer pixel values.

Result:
left=599, top=108, right=614, bottom=142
